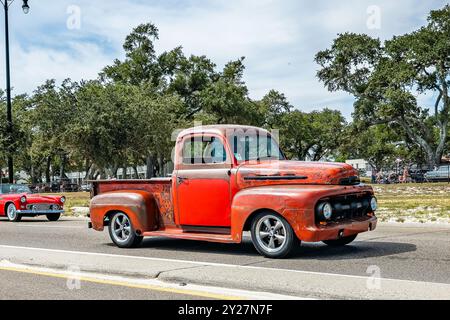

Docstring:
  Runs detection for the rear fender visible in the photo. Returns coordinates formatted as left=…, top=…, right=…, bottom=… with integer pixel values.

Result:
left=89, top=191, right=158, bottom=233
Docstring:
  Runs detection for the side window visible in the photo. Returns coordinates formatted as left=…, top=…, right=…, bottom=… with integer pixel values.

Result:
left=182, top=136, right=227, bottom=165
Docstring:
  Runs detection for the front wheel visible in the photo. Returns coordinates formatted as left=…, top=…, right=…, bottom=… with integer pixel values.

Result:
left=46, top=213, right=61, bottom=222
left=323, top=234, right=358, bottom=247
left=108, top=212, right=143, bottom=248
left=6, top=204, right=21, bottom=222
left=250, top=212, right=298, bottom=259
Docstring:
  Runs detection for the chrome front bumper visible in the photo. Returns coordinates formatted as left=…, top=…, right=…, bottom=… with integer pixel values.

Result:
left=17, top=210, right=65, bottom=215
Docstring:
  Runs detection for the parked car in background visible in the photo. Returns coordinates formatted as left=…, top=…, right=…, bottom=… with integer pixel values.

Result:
left=409, top=169, right=428, bottom=183
left=62, top=183, right=80, bottom=192
left=50, top=180, right=80, bottom=193
left=424, top=166, right=450, bottom=182
left=80, top=183, right=92, bottom=192
left=0, top=184, right=65, bottom=222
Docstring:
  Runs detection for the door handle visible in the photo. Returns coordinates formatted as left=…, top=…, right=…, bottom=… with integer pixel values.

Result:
left=177, top=177, right=188, bottom=184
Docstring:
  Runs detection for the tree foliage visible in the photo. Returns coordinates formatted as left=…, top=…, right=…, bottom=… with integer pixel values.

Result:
left=9, top=4, right=450, bottom=183
left=316, top=5, right=450, bottom=167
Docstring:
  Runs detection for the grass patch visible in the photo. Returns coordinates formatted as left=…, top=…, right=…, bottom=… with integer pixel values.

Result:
left=371, top=182, right=450, bottom=222
left=43, top=192, right=91, bottom=210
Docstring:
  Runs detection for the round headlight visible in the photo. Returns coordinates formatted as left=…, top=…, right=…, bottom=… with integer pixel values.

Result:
left=370, top=197, right=378, bottom=211
left=60, top=196, right=66, bottom=204
left=323, top=202, right=333, bottom=220
left=20, top=196, right=27, bottom=204
left=317, top=202, right=333, bottom=220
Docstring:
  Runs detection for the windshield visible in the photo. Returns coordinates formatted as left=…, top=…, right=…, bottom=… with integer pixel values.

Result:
left=229, top=132, right=285, bottom=163
left=0, top=184, right=31, bottom=194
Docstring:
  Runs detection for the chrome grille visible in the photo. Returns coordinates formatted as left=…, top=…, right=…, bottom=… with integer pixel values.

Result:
left=316, top=193, right=373, bottom=224
left=26, top=204, right=59, bottom=211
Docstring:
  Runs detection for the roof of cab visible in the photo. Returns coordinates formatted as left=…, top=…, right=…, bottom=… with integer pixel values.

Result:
left=178, top=125, right=271, bottom=139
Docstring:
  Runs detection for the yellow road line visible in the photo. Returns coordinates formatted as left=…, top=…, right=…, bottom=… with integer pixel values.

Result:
left=0, top=266, right=246, bottom=300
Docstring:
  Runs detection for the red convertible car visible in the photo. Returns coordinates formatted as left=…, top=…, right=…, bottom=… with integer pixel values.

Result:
left=0, top=184, right=65, bottom=222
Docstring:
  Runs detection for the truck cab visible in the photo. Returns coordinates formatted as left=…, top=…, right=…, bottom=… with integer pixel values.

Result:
left=89, top=125, right=378, bottom=258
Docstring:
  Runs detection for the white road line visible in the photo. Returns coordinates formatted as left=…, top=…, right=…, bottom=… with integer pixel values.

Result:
left=8, top=224, right=84, bottom=229
left=0, top=244, right=447, bottom=286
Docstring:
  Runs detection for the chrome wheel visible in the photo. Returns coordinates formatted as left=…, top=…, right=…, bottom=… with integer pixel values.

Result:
left=111, top=213, right=132, bottom=244
left=255, top=215, right=287, bottom=254
left=7, top=204, right=18, bottom=221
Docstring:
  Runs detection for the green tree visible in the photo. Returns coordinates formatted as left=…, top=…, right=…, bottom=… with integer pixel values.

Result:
left=316, top=5, right=450, bottom=167
left=200, top=58, right=261, bottom=124
left=279, top=108, right=346, bottom=161
left=258, top=90, right=293, bottom=128
left=339, top=125, right=398, bottom=171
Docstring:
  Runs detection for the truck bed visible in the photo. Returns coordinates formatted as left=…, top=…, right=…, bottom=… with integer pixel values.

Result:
left=92, top=179, right=174, bottom=226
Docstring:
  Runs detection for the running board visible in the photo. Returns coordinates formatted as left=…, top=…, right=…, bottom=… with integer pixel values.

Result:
left=142, top=230, right=238, bottom=244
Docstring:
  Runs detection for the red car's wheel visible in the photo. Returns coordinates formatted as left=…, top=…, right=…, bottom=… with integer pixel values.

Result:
left=46, top=213, right=61, bottom=222
left=6, top=203, right=22, bottom=222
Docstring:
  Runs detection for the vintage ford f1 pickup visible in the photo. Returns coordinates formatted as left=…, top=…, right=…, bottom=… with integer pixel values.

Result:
left=89, top=125, right=378, bottom=258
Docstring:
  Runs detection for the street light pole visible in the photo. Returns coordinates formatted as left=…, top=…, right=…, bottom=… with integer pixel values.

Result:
left=3, top=0, right=13, bottom=183
left=1, top=0, right=29, bottom=183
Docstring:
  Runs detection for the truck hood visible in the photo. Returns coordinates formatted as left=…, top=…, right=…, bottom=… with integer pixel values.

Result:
left=236, top=161, right=359, bottom=189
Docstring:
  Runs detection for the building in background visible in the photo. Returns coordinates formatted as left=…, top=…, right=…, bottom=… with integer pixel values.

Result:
left=345, top=159, right=374, bottom=177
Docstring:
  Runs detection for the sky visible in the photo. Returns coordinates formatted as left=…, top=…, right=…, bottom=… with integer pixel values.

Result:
left=0, top=0, right=447, bottom=119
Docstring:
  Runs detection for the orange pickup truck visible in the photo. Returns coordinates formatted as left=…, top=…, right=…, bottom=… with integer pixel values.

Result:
left=89, top=125, right=377, bottom=258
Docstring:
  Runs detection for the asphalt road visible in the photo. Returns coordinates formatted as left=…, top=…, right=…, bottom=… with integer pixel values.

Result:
left=0, top=216, right=449, bottom=299
left=0, top=268, right=201, bottom=300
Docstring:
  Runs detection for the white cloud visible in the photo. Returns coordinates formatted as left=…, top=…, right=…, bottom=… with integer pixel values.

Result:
left=0, top=0, right=446, bottom=118
left=9, top=42, right=111, bottom=95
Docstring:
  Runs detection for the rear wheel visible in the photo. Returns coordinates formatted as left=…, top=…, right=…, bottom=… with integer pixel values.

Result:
left=108, top=212, right=143, bottom=248
left=323, top=234, right=358, bottom=247
left=250, top=212, right=298, bottom=259
left=46, top=213, right=61, bottom=222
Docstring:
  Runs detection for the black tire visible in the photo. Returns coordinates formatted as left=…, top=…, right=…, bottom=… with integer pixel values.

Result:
left=46, top=213, right=61, bottom=222
left=6, top=203, right=22, bottom=222
left=250, top=211, right=298, bottom=259
left=108, top=212, right=143, bottom=248
left=323, top=234, right=358, bottom=247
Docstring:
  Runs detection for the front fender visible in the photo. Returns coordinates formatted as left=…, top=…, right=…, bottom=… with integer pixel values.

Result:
left=89, top=190, right=158, bottom=233
left=3, top=199, right=21, bottom=214
left=230, top=184, right=375, bottom=242
left=230, top=187, right=307, bottom=242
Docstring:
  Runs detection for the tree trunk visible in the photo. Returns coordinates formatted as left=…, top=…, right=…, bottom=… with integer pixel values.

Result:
left=45, top=156, right=51, bottom=183
left=37, top=169, right=43, bottom=183
left=162, top=155, right=166, bottom=177
left=99, top=169, right=107, bottom=180
left=435, top=120, right=448, bottom=166
left=157, top=154, right=165, bottom=177
left=60, top=154, right=67, bottom=181
left=398, top=120, right=439, bottom=169
left=84, top=159, right=92, bottom=180
left=113, top=166, right=119, bottom=179
left=146, top=155, right=154, bottom=179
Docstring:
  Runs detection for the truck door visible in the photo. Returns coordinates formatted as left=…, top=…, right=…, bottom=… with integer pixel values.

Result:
left=176, top=134, right=232, bottom=227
